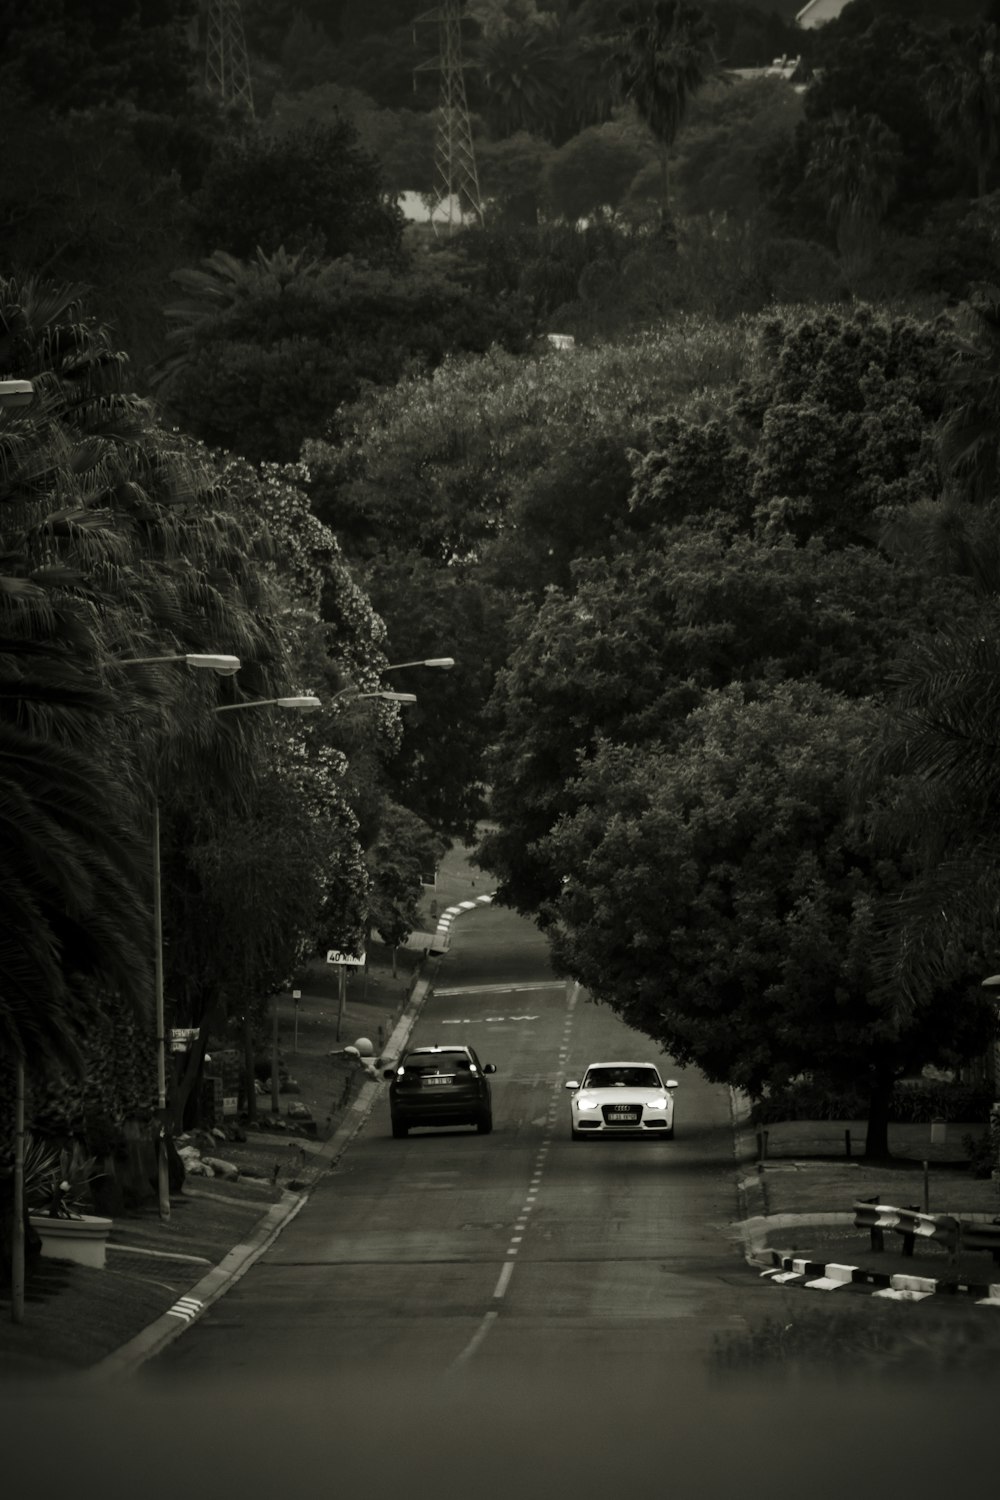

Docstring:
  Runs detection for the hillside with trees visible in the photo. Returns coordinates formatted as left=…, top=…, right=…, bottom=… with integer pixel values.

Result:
left=3, top=0, right=1000, bottom=1204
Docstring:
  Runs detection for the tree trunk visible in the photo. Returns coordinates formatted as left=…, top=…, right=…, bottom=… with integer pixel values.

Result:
left=243, top=1009, right=257, bottom=1123
left=864, top=1056, right=896, bottom=1160
left=658, top=142, right=670, bottom=226
left=175, top=997, right=224, bottom=1130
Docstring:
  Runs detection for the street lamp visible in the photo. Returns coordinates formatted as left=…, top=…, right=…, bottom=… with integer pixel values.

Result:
left=384, top=657, right=455, bottom=671
left=214, top=694, right=322, bottom=714
left=331, top=688, right=418, bottom=705
left=0, top=379, right=34, bottom=409
left=202, top=693, right=325, bottom=1136
left=140, top=653, right=243, bottom=1220
left=116, top=653, right=241, bottom=675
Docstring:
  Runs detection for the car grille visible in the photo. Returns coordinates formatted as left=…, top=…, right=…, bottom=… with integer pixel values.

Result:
left=601, top=1105, right=642, bottom=1125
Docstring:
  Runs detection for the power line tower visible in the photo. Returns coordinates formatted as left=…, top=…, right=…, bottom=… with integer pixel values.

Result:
left=415, top=2, right=484, bottom=231
left=204, top=0, right=255, bottom=115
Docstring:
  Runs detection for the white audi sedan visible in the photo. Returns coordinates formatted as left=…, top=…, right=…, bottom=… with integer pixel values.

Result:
left=565, top=1061, right=679, bottom=1140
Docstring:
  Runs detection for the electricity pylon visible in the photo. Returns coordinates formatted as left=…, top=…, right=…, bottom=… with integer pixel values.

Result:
left=414, top=1, right=484, bottom=231
left=204, top=0, right=255, bottom=115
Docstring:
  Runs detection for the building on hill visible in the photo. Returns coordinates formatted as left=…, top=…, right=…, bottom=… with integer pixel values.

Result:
left=796, top=0, right=850, bottom=26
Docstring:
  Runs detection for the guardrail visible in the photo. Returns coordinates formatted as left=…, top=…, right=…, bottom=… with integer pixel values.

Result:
left=853, top=1198, right=1000, bottom=1265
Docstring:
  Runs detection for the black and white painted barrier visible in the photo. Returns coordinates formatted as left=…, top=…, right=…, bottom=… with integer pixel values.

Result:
left=431, top=892, right=495, bottom=950
left=760, top=1249, right=1000, bottom=1305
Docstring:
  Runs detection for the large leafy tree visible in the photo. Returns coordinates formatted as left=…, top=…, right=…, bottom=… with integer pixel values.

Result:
left=190, top=118, right=404, bottom=263
left=478, top=527, right=977, bottom=916
left=542, top=682, right=994, bottom=1157
left=158, top=246, right=528, bottom=463
left=0, top=0, right=199, bottom=115
left=736, top=305, right=950, bottom=547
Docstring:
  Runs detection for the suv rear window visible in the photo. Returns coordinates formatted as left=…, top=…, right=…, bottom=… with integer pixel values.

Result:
left=402, top=1052, right=474, bottom=1073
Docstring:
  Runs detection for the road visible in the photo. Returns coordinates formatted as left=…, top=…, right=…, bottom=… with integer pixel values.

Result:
left=147, top=900, right=771, bottom=1391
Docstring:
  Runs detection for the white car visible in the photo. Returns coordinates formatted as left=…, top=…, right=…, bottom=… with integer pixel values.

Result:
left=565, top=1061, right=679, bottom=1141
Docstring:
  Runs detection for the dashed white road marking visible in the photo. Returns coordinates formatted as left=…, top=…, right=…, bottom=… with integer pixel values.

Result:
left=448, top=982, right=580, bottom=1371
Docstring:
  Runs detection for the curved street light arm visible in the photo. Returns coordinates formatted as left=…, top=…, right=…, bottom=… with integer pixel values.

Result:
left=116, top=653, right=241, bottom=675
left=213, top=695, right=321, bottom=714
left=384, top=657, right=455, bottom=671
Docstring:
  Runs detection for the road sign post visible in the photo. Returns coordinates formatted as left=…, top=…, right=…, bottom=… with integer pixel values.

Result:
left=326, top=952, right=365, bottom=1043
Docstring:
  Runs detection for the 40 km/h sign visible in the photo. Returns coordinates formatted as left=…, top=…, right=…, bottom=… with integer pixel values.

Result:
left=326, top=949, right=365, bottom=966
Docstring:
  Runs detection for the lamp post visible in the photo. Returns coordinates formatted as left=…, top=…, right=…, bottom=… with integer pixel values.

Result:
left=3, top=378, right=33, bottom=1325
left=207, top=694, right=325, bottom=1133
left=116, top=652, right=243, bottom=1221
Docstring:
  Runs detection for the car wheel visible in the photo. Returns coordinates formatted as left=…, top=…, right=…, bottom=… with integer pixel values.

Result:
left=391, top=1118, right=409, bottom=1138
left=571, top=1126, right=586, bottom=1141
left=476, top=1110, right=493, bottom=1135
left=662, top=1125, right=674, bottom=1140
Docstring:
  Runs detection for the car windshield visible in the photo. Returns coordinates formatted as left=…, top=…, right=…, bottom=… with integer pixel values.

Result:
left=402, top=1053, right=473, bottom=1074
left=584, top=1067, right=661, bottom=1089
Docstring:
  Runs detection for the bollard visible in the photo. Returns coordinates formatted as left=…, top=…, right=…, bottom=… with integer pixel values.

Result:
left=756, top=1128, right=769, bottom=1162
left=844, top=1129, right=852, bottom=1159
left=923, top=1160, right=930, bottom=1214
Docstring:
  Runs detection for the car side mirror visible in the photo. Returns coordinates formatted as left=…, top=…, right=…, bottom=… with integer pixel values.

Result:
left=665, top=1079, right=679, bottom=1090
left=382, top=1067, right=395, bottom=1080
left=565, top=1080, right=580, bottom=1091
left=483, top=1063, right=497, bottom=1074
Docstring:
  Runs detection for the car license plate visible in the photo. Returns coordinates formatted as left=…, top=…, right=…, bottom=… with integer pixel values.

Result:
left=608, top=1109, right=640, bottom=1121
left=424, top=1076, right=452, bottom=1086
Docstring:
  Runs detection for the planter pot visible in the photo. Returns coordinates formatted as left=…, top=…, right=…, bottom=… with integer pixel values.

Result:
left=29, top=1213, right=113, bottom=1270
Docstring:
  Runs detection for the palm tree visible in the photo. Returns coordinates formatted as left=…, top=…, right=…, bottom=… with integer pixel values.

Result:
left=806, top=108, right=901, bottom=260
left=0, top=653, right=152, bottom=1074
left=937, top=284, right=1000, bottom=506
left=0, top=271, right=290, bottom=1123
left=474, top=18, right=567, bottom=138
left=611, top=0, right=719, bottom=224
left=924, top=23, right=1000, bottom=199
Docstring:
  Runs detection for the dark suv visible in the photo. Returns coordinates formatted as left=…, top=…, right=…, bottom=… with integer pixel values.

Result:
left=384, top=1044, right=497, bottom=1137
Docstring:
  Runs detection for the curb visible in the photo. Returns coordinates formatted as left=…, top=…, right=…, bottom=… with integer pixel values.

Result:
left=82, top=968, right=438, bottom=1382
left=759, top=1247, right=1000, bottom=1304
left=82, top=893, right=496, bottom=1381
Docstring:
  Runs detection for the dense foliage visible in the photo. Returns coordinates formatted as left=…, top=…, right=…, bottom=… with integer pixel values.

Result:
left=5, top=0, right=1000, bottom=1174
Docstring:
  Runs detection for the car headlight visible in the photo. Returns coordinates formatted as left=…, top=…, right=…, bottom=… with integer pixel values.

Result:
left=576, top=1096, right=601, bottom=1111
left=645, top=1096, right=668, bottom=1110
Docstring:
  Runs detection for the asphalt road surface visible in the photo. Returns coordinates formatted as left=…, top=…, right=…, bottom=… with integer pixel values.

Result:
left=10, top=905, right=996, bottom=1500
left=146, top=900, right=772, bottom=1389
